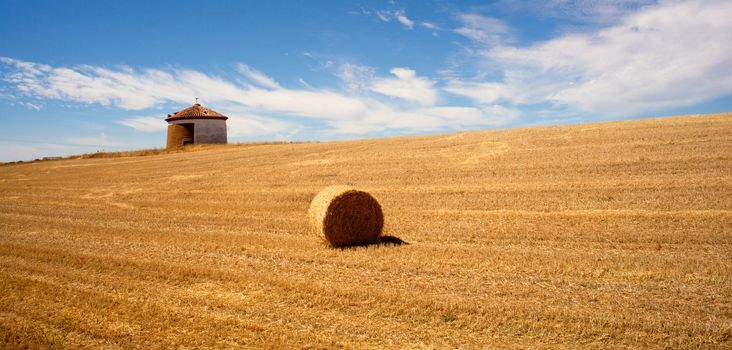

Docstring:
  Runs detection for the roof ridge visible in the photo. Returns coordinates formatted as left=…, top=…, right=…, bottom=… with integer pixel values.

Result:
left=165, top=103, right=228, bottom=121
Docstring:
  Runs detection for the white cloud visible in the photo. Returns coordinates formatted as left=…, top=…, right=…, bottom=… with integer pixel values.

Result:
left=496, top=0, right=658, bottom=25
left=66, top=133, right=121, bottom=147
left=226, top=114, right=292, bottom=138
left=0, top=141, right=77, bottom=162
left=454, top=13, right=511, bottom=45
left=0, top=138, right=138, bottom=162
left=370, top=68, right=438, bottom=106
left=421, top=22, right=438, bottom=30
left=239, top=88, right=367, bottom=120
left=116, top=116, right=167, bottom=132
left=327, top=104, right=520, bottom=135
left=395, top=10, right=414, bottom=29
left=2, top=58, right=190, bottom=109
left=18, top=101, right=42, bottom=110
left=421, top=105, right=519, bottom=127
left=366, top=8, right=425, bottom=31
left=298, top=78, right=313, bottom=89
left=236, top=63, right=280, bottom=89
left=475, top=105, right=522, bottom=126
left=421, top=21, right=441, bottom=36
left=375, top=10, right=391, bottom=22
left=448, top=0, right=732, bottom=116
left=444, top=81, right=516, bottom=105
left=2, top=57, right=367, bottom=120
left=2, top=58, right=521, bottom=137
left=337, top=63, right=375, bottom=91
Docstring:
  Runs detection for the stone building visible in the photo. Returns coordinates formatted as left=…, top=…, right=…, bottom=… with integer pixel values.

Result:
left=166, top=102, right=228, bottom=149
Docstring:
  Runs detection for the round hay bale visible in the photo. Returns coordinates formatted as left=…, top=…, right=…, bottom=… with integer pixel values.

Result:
left=308, top=185, right=384, bottom=247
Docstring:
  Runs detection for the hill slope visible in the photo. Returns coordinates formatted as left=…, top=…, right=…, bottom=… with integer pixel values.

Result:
left=1, top=113, right=731, bottom=349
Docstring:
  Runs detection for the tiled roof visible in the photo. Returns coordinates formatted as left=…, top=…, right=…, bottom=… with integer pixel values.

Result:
left=165, top=103, right=228, bottom=121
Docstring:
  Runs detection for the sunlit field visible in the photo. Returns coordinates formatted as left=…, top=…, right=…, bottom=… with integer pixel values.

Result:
left=1, top=113, right=730, bottom=349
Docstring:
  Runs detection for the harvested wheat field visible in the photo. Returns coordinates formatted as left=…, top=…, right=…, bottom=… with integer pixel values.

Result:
left=1, top=113, right=731, bottom=349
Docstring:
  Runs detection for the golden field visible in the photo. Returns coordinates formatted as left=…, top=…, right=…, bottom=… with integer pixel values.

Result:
left=1, top=113, right=731, bottom=349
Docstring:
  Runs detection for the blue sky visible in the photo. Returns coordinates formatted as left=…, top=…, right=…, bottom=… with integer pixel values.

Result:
left=1, top=0, right=731, bottom=161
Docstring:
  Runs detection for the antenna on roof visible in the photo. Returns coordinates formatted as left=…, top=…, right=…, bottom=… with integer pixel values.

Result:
left=195, top=97, right=199, bottom=105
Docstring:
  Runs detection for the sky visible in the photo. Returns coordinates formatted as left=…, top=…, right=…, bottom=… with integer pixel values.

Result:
left=1, top=0, right=731, bottom=162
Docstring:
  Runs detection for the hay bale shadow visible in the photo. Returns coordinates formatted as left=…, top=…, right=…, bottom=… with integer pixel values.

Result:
left=378, top=235, right=408, bottom=246
left=337, top=235, right=409, bottom=249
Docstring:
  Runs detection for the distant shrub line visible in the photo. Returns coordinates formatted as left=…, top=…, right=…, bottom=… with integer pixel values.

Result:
left=0, top=141, right=311, bottom=166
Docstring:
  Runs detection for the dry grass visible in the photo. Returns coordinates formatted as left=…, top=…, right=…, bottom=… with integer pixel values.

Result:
left=0, top=113, right=730, bottom=349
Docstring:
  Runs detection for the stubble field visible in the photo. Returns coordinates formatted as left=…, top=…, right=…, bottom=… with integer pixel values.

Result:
left=1, top=113, right=731, bottom=349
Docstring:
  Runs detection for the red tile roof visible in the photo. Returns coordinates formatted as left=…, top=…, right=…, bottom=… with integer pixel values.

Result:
left=165, top=103, right=228, bottom=121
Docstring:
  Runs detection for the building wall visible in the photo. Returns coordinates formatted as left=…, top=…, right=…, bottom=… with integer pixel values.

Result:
left=191, top=119, right=227, bottom=144
left=168, top=119, right=227, bottom=147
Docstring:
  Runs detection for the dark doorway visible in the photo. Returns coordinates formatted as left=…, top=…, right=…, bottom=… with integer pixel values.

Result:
left=181, top=123, right=195, bottom=145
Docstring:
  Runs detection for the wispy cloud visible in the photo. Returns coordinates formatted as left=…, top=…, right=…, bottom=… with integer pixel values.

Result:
left=363, top=8, right=431, bottom=31
left=20, top=101, right=42, bottom=110
left=445, top=81, right=517, bottom=105
left=1, top=57, right=189, bottom=110
left=298, top=78, right=313, bottom=89
left=448, top=0, right=732, bottom=116
left=224, top=113, right=292, bottom=138
left=236, top=63, right=280, bottom=89
left=421, top=21, right=438, bottom=30
left=495, top=0, right=658, bottom=25
left=1, top=57, right=520, bottom=137
left=375, top=10, right=391, bottom=22
left=0, top=140, right=79, bottom=162
left=370, top=68, right=438, bottom=106
left=336, top=64, right=439, bottom=106
left=114, top=109, right=292, bottom=138
left=454, top=13, right=511, bottom=46
left=0, top=137, right=133, bottom=162
left=337, top=63, right=375, bottom=91
left=65, top=132, right=121, bottom=147
left=395, top=10, right=414, bottom=29
left=116, top=116, right=167, bottom=132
